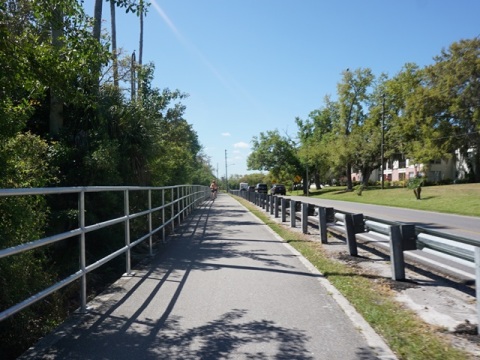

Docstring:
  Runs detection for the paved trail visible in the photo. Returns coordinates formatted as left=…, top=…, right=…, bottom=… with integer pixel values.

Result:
left=22, top=194, right=395, bottom=360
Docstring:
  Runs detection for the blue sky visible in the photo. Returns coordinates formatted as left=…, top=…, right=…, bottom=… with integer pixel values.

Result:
left=83, top=0, right=480, bottom=178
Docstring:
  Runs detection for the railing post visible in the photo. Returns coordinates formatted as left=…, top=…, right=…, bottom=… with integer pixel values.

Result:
left=79, top=190, right=87, bottom=312
left=301, top=202, right=308, bottom=234
left=148, top=189, right=153, bottom=256
left=290, top=200, right=296, bottom=228
left=189, top=185, right=193, bottom=212
left=270, top=195, right=275, bottom=215
left=162, top=188, right=166, bottom=242
left=178, top=187, right=181, bottom=225
left=181, top=186, right=185, bottom=220
left=171, top=188, right=175, bottom=233
left=265, top=194, right=270, bottom=213
left=124, top=189, right=132, bottom=275
left=318, top=206, right=328, bottom=244
left=390, top=225, right=405, bottom=281
left=344, top=214, right=359, bottom=256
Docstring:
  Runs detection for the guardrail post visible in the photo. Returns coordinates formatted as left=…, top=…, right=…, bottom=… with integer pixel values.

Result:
left=270, top=195, right=275, bottom=215
left=318, top=206, right=328, bottom=244
left=290, top=200, right=296, bottom=228
left=274, top=196, right=279, bottom=218
left=301, top=203, right=309, bottom=233
left=265, top=195, right=270, bottom=213
left=390, top=225, right=406, bottom=281
left=281, top=198, right=287, bottom=222
left=79, top=190, right=87, bottom=312
left=344, top=213, right=362, bottom=256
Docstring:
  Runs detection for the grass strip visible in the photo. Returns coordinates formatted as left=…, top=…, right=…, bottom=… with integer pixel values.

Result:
left=234, top=195, right=470, bottom=360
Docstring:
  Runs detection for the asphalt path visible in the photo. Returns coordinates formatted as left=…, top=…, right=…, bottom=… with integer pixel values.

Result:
left=21, top=194, right=395, bottom=360
left=289, top=195, right=480, bottom=242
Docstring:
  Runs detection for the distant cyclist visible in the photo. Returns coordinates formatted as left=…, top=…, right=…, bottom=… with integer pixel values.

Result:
left=210, top=180, right=218, bottom=200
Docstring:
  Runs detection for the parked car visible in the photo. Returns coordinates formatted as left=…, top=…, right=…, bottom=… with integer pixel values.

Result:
left=255, top=183, right=268, bottom=194
left=270, top=184, right=286, bottom=195
left=248, top=186, right=255, bottom=192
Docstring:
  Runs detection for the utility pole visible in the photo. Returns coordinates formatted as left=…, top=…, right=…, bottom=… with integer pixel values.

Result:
left=381, top=94, right=385, bottom=190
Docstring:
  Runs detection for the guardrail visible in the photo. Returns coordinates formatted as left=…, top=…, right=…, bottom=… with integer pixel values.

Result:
left=0, top=185, right=210, bottom=322
left=232, top=189, right=480, bottom=332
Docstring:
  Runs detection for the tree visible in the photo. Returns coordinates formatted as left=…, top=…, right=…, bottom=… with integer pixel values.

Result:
left=334, top=68, right=374, bottom=190
left=348, top=74, right=391, bottom=186
left=383, top=64, right=423, bottom=159
left=247, top=130, right=301, bottom=186
left=110, top=0, right=119, bottom=87
left=0, top=133, right=61, bottom=359
left=93, top=0, right=146, bottom=92
left=296, top=96, right=336, bottom=189
left=421, top=37, right=480, bottom=181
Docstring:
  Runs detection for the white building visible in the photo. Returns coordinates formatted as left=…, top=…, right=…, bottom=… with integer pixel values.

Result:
left=353, top=150, right=474, bottom=184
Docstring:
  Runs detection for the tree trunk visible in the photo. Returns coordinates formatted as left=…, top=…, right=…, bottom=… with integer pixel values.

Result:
left=110, top=0, right=119, bottom=88
left=314, top=167, right=320, bottom=190
left=361, top=168, right=372, bottom=187
left=413, top=187, right=422, bottom=200
left=92, top=0, right=103, bottom=94
left=131, top=51, right=136, bottom=101
left=346, top=163, right=353, bottom=190
left=93, top=0, right=103, bottom=42
left=138, top=0, right=144, bottom=96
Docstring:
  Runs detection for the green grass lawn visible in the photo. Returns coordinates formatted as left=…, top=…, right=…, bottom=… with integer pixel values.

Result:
left=291, top=183, right=480, bottom=217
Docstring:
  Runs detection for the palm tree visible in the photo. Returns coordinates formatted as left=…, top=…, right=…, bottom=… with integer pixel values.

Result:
left=137, top=0, right=144, bottom=96
left=110, top=0, right=119, bottom=88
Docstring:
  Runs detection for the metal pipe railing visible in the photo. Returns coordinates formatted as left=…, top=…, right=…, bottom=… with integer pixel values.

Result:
left=0, top=185, right=209, bottom=322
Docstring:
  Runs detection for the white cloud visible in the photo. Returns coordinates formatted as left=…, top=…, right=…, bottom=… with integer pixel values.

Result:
left=222, top=132, right=231, bottom=137
left=234, top=141, right=249, bottom=149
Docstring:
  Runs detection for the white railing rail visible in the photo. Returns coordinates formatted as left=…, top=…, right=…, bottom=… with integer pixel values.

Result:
left=0, top=185, right=210, bottom=322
